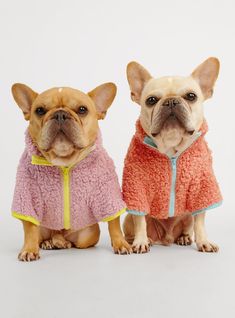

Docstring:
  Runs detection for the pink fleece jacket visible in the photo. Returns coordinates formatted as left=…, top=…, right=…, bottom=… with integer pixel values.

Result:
left=122, top=120, right=222, bottom=219
left=12, top=130, right=126, bottom=230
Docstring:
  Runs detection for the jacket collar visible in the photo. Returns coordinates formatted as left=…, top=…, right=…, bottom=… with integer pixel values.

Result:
left=135, top=119, right=208, bottom=158
left=25, top=129, right=99, bottom=167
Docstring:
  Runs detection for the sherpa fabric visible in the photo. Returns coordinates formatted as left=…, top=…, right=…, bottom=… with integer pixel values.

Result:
left=122, top=119, right=222, bottom=219
left=12, top=130, right=126, bottom=230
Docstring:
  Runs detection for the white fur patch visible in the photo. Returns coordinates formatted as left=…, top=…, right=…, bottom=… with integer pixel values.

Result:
left=58, top=88, right=63, bottom=93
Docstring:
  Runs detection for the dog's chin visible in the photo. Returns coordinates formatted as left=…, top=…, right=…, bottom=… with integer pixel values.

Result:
left=152, top=114, right=195, bottom=137
left=40, top=132, right=82, bottom=166
left=49, top=151, right=81, bottom=167
left=162, top=114, right=183, bottom=130
left=42, top=147, right=82, bottom=167
left=51, top=132, right=76, bottom=157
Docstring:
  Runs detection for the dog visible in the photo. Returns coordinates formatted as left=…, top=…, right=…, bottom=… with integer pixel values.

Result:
left=11, top=83, right=132, bottom=261
left=123, top=58, right=222, bottom=253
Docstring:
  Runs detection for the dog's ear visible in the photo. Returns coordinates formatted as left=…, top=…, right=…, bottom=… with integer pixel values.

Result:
left=12, top=83, right=38, bottom=120
left=126, top=61, right=152, bottom=104
left=88, top=82, right=117, bottom=120
left=191, top=57, right=220, bottom=99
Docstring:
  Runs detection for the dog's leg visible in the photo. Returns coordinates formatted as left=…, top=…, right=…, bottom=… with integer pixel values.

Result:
left=73, top=223, right=100, bottom=249
left=123, top=214, right=135, bottom=244
left=18, top=221, right=40, bottom=261
left=39, top=227, right=54, bottom=250
left=132, top=215, right=150, bottom=253
left=194, top=212, right=219, bottom=252
left=176, top=215, right=193, bottom=246
left=108, top=217, right=132, bottom=254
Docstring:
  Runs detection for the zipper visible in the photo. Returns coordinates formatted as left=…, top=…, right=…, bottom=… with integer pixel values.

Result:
left=31, top=154, right=76, bottom=229
left=168, top=157, right=177, bottom=217
left=167, top=132, right=202, bottom=217
left=144, top=131, right=202, bottom=217
left=60, top=167, right=71, bottom=230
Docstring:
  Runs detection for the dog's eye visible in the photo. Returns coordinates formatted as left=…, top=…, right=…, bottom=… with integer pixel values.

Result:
left=184, top=92, right=197, bottom=102
left=146, top=96, right=159, bottom=106
left=35, top=107, right=47, bottom=116
left=77, top=106, right=88, bottom=115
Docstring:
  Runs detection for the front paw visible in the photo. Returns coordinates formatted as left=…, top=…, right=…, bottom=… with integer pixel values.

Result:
left=112, top=237, right=132, bottom=255
left=53, top=239, right=72, bottom=249
left=40, top=239, right=72, bottom=250
left=18, top=249, right=40, bottom=262
left=40, top=240, right=54, bottom=250
left=176, top=234, right=193, bottom=246
left=132, top=238, right=151, bottom=254
left=196, top=241, right=219, bottom=253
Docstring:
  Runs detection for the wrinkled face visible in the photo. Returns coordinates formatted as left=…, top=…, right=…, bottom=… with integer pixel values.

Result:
left=29, top=88, right=99, bottom=164
left=12, top=83, right=116, bottom=166
left=140, top=76, right=204, bottom=136
left=126, top=58, right=220, bottom=148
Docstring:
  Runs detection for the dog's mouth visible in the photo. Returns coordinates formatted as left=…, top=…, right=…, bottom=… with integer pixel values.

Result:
left=50, top=130, right=79, bottom=157
left=38, top=116, right=85, bottom=156
left=151, top=105, right=195, bottom=137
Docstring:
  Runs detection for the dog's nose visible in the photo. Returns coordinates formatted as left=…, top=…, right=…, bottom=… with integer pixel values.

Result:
left=163, top=98, right=180, bottom=108
left=53, top=110, right=69, bottom=123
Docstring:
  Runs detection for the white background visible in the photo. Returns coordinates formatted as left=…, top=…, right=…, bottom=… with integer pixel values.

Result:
left=0, top=0, right=234, bottom=317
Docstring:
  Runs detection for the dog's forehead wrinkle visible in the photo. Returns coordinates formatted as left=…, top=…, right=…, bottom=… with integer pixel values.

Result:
left=34, top=88, right=95, bottom=113
left=143, top=76, right=201, bottom=98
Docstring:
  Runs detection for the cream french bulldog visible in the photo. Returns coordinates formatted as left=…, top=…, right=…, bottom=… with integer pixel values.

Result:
left=12, top=83, right=131, bottom=261
left=123, top=58, right=222, bottom=253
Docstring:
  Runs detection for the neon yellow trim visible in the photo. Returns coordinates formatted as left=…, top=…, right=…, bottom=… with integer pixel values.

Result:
left=101, top=208, right=126, bottom=222
left=31, top=155, right=53, bottom=166
left=60, top=167, right=71, bottom=230
left=31, top=155, right=72, bottom=230
left=12, top=211, right=40, bottom=225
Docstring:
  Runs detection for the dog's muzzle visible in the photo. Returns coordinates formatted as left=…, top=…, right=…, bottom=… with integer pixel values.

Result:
left=39, top=109, right=84, bottom=151
left=162, top=97, right=181, bottom=109
left=151, top=97, right=194, bottom=136
left=52, top=110, right=71, bottom=125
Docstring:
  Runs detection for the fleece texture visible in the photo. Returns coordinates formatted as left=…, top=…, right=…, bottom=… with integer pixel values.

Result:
left=122, top=120, right=222, bottom=219
left=12, top=130, right=126, bottom=230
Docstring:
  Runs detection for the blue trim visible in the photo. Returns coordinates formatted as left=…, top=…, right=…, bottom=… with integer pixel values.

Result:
left=192, top=201, right=223, bottom=216
left=169, top=157, right=177, bottom=217
left=143, top=136, right=157, bottom=148
left=127, top=209, right=146, bottom=216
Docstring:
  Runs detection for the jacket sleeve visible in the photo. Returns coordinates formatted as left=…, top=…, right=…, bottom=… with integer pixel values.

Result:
left=11, top=156, right=43, bottom=225
left=90, top=172, right=126, bottom=222
left=186, top=148, right=223, bottom=213
left=122, top=161, right=149, bottom=216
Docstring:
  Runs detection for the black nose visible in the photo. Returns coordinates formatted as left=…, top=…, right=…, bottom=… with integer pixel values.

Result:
left=53, top=110, right=69, bottom=123
left=163, top=98, right=180, bottom=108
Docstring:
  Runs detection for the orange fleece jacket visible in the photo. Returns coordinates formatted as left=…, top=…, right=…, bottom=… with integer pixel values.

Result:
left=122, top=120, right=222, bottom=218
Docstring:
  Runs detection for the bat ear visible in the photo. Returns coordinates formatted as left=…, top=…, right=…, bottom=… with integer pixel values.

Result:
left=126, top=61, right=152, bottom=104
left=88, top=82, right=117, bottom=120
left=191, top=57, right=220, bottom=99
left=12, top=83, right=38, bottom=120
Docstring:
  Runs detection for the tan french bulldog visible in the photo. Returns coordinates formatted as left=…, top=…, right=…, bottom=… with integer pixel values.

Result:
left=123, top=58, right=222, bottom=253
left=12, top=83, right=131, bottom=261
